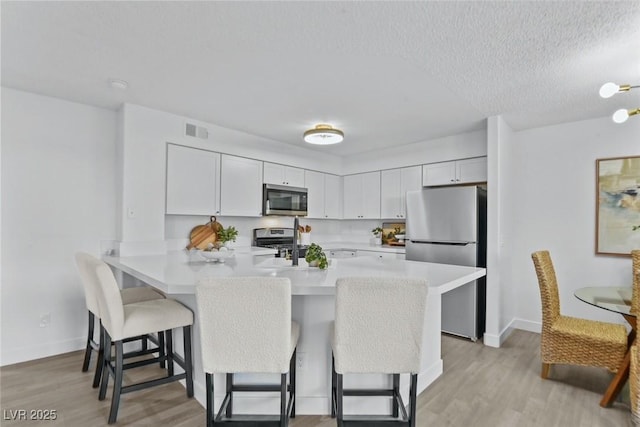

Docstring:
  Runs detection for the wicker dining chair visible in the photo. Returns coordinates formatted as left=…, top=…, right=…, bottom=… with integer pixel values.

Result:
left=531, top=250, right=627, bottom=378
left=632, top=250, right=640, bottom=316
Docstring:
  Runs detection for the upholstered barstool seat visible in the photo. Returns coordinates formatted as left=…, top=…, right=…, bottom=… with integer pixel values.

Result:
left=196, top=276, right=298, bottom=426
left=331, top=277, right=428, bottom=427
left=89, top=257, right=194, bottom=424
left=118, top=299, right=194, bottom=341
left=75, top=252, right=165, bottom=388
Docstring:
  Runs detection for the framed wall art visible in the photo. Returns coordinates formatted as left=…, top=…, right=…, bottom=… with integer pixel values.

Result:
left=596, top=155, right=640, bottom=256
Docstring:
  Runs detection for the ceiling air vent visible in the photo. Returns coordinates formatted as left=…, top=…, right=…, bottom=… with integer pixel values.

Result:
left=185, top=123, right=209, bottom=139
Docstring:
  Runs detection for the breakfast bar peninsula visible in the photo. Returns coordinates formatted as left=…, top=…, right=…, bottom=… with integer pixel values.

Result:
left=104, top=250, right=486, bottom=415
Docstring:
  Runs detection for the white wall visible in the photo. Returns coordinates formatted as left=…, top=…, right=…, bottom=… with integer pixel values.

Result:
left=1, top=88, right=117, bottom=365
left=341, top=129, right=487, bottom=175
left=504, top=115, right=640, bottom=330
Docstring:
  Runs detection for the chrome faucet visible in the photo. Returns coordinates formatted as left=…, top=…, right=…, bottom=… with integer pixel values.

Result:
left=292, top=216, right=299, bottom=266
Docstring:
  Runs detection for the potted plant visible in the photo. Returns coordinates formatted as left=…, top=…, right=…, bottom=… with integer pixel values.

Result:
left=217, top=226, right=239, bottom=248
left=372, top=227, right=383, bottom=245
left=304, top=243, right=328, bottom=269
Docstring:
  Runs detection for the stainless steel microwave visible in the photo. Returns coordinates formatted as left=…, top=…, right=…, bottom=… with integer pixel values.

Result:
left=262, top=184, right=308, bottom=216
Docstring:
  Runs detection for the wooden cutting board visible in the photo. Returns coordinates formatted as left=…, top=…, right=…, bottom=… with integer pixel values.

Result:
left=186, top=216, right=223, bottom=250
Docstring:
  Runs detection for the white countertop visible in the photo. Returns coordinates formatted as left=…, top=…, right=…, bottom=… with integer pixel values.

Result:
left=104, top=249, right=484, bottom=296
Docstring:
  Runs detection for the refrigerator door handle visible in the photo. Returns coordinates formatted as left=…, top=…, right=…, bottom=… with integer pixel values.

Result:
left=409, top=240, right=474, bottom=246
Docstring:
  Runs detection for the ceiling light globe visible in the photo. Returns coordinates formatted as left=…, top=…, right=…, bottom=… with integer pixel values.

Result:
left=599, top=82, right=619, bottom=98
left=612, top=109, right=629, bottom=123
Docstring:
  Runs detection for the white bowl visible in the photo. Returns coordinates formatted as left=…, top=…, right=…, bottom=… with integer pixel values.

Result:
left=199, top=249, right=234, bottom=263
left=395, top=234, right=406, bottom=241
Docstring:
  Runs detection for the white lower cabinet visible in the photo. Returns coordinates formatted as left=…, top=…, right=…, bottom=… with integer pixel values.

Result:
left=356, top=250, right=405, bottom=260
left=220, top=154, right=263, bottom=217
left=328, top=250, right=357, bottom=258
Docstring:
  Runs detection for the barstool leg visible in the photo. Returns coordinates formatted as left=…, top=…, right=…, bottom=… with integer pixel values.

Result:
left=336, top=373, right=344, bottom=427
left=92, top=324, right=105, bottom=388
left=280, top=373, right=287, bottom=427
left=226, top=373, right=233, bottom=418
left=98, top=333, right=112, bottom=401
left=392, top=373, right=400, bottom=418
left=108, top=341, right=124, bottom=424
left=165, top=329, right=174, bottom=376
left=183, top=325, right=194, bottom=398
left=82, top=311, right=94, bottom=372
left=331, top=355, right=336, bottom=418
left=409, top=373, right=417, bottom=427
left=206, top=373, right=213, bottom=427
left=290, top=348, right=296, bottom=418
left=158, top=331, right=165, bottom=368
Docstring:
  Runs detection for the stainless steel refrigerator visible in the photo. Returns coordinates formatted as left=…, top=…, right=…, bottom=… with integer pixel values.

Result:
left=405, top=186, right=487, bottom=341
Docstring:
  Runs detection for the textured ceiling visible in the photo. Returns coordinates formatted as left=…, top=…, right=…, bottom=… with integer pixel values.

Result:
left=2, top=1, right=640, bottom=156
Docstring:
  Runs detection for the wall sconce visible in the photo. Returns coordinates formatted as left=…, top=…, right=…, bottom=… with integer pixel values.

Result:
left=599, top=82, right=639, bottom=123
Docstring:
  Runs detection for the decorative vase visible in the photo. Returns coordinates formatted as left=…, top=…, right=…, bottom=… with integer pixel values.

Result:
left=374, top=237, right=382, bottom=245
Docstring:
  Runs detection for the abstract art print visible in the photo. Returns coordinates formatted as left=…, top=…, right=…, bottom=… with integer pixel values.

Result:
left=596, top=156, right=640, bottom=256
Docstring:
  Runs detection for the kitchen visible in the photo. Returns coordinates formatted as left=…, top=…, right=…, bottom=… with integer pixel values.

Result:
left=3, top=2, right=640, bottom=426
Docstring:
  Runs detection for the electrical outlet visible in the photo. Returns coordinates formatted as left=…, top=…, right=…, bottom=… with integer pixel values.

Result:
left=297, top=352, right=305, bottom=369
left=39, top=313, right=51, bottom=328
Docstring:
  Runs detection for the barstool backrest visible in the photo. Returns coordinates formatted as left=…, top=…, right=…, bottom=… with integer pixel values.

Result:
left=333, top=277, right=428, bottom=374
left=90, top=259, right=126, bottom=340
left=74, top=252, right=101, bottom=316
left=196, top=277, right=292, bottom=374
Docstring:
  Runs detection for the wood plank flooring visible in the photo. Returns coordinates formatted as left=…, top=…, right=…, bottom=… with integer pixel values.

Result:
left=0, top=330, right=633, bottom=426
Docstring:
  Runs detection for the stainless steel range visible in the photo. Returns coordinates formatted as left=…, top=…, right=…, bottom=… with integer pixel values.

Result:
left=253, top=228, right=308, bottom=258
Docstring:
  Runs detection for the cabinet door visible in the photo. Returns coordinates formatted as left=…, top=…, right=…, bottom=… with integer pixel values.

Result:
left=343, top=174, right=362, bottom=219
left=324, top=174, right=342, bottom=219
left=166, top=144, right=220, bottom=215
left=263, top=162, right=285, bottom=185
left=220, top=155, right=263, bottom=217
left=284, top=166, right=305, bottom=187
left=381, top=169, right=401, bottom=219
left=264, top=162, right=305, bottom=187
left=422, top=161, right=456, bottom=186
left=456, top=157, right=487, bottom=184
left=360, top=171, right=381, bottom=219
left=399, top=166, right=422, bottom=217
left=304, top=170, right=325, bottom=219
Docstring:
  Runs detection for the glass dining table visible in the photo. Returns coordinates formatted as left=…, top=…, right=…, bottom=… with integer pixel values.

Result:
left=574, top=286, right=635, bottom=407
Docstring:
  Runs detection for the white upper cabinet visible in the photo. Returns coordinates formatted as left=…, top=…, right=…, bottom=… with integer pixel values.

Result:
left=422, top=157, right=487, bottom=187
left=343, top=171, right=381, bottom=219
left=324, top=173, right=342, bottom=219
left=381, top=166, right=422, bottom=219
left=166, top=144, right=220, bottom=215
left=305, top=170, right=342, bottom=219
left=263, top=162, right=305, bottom=187
left=220, top=154, right=263, bottom=217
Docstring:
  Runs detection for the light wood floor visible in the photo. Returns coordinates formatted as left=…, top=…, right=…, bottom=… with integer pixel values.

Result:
left=0, top=330, right=633, bottom=426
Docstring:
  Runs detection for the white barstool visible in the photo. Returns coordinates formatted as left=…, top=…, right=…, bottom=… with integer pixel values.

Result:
left=89, top=256, right=194, bottom=424
left=331, top=277, right=428, bottom=427
left=74, top=252, right=166, bottom=388
left=196, top=277, right=299, bottom=427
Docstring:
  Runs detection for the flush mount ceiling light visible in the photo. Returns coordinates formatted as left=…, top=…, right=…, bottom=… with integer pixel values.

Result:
left=599, top=81, right=639, bottom=123
left=303, top=124, right=344, bottom=145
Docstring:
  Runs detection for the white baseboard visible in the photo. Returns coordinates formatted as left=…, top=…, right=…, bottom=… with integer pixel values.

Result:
left=512, top=318, right=542, bottom=334
left=0, top=337, right=85, bottom=367
left=417, top=359, right=443, bottom=393
left=484, top=317, right=542, bottom=348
